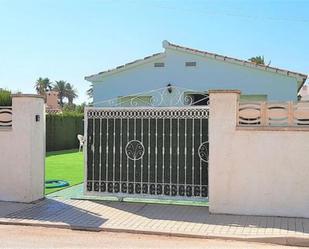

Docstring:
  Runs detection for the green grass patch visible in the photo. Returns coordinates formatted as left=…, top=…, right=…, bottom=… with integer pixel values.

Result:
left=45, top=149, right=208, bottom=206
left=45, top=149, right=83, bottom=194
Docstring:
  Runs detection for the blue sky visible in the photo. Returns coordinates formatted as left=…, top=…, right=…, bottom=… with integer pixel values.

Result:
left=0, top=0, right=308, bottom=103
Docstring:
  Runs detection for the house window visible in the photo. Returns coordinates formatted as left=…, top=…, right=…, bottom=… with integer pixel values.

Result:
left=154, top=62, right=164, bottom=67
left=184, top=92, right=209, bottom=106
left=118, top=96, right=152, bottom=107
left=185, top=61, right=196, bottom=67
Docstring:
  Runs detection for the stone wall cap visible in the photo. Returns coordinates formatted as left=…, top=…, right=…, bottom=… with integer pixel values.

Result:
left=12, top=94, right=45, bottom=99
left=208, top=89, right=241, bottom=94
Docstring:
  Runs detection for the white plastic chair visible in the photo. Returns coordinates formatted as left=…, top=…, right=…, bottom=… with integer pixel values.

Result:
left=77, top=134, right=85, bottom=152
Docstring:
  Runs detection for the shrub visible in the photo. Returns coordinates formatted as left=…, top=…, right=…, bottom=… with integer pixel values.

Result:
left=0, top=89, right=12, bottom=106
left=46, top=113, right=84, bottom=152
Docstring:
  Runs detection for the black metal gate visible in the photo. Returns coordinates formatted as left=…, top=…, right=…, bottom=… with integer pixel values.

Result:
left=85, top=107, right=209, bottom=200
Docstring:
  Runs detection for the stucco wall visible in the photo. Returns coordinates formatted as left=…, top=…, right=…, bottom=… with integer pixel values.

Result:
left=92, top=48, right=298, bottom=106
left=209, top=90, right=309, bottom=218
left=0, top=95, right=45, bottom=203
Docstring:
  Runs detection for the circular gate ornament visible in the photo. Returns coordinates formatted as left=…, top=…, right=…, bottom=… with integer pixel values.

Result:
left=198, top=141, right=209, bottom=162
left=125, top=140, right=144, bottom=160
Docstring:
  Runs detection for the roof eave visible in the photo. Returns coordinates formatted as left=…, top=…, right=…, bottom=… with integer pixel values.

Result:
left=85, top=53, right=165, bottom=82
left=164, top=41, right=308, bottom=86
left=297, top=77, right=308, bottom=93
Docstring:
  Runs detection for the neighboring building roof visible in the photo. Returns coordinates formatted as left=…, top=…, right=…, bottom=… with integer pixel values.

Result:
left=45, top=91, right=60, bottom=111
left=85, top=40, right=308, bottom=90
left=46, top=109, right=62, bottom=114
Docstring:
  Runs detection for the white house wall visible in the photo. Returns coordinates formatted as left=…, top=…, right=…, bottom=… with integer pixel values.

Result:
left=92, top=48, right=298, bottom=106
left=93, top=56, right=169, bottom=106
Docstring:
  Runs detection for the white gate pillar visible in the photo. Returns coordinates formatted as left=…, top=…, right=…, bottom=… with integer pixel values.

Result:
left=208, top=90, right=241, bottom=213
left=0, top=94, right=45, bottom=202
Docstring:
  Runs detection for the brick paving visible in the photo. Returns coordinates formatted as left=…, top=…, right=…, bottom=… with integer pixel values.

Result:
left=0, top=201, right=34, bottom=217
left=1, top=197, right=309, bottom=246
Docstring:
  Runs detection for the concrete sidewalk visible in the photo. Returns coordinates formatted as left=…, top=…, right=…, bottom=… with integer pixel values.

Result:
left=0, top=198, right=309, bottom=247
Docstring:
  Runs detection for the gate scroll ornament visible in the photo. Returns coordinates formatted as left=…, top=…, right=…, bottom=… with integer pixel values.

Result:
left=93, top=86, right=209, bottom=107
left=125, top=140, right=144, bottom=160
left=198, top=141, right=209, bottom=162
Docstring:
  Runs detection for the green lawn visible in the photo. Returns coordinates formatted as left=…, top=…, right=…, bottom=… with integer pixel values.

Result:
left=45, top=149, right=83, bottom=195
left=45, top=149, right=208, bottom=206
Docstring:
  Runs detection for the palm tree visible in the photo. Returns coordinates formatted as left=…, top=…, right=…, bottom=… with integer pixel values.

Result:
left=65, top=83, right=78, bottom=105
left=87, top=84, right=93, bottom=99
left=35, top=77, right=52, bottom=95
left=248, top=56, right=265, bottom=65
left=53, top=80, right=67, bottom=107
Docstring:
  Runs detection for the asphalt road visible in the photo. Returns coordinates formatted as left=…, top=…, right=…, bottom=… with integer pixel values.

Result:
left=0, top=225, right=301, bottom=249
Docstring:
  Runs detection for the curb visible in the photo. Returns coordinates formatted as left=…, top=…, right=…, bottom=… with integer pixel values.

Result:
left=100, top=227, right=309, bottom=247
left=1, top=220, right=309, bottom=247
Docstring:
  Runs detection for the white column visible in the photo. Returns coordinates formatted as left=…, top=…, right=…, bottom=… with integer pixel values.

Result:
left=0, top=94, right=45, bottom=202
left=208, top=90, right=240, bottom=214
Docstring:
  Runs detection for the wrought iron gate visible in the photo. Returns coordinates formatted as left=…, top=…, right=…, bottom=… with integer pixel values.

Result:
left=85, top=107, right=209, bottom=200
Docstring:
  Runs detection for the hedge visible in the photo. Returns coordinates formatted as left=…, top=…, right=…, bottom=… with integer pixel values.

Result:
left=0, top=89, right=12, bottom=106
left=46, top=113, right=84, bottom=152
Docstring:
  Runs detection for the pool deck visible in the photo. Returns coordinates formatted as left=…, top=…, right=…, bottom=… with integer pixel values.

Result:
left=0, top=185, right=309, bottom=247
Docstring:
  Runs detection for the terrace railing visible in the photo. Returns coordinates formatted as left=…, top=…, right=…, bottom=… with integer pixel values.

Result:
left=237, top=101, right=309, bottom=127
left=0, top=106, right=12, bottom=128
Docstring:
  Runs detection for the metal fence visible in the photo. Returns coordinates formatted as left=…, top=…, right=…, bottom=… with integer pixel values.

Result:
left=85, top=107, right=209, bottom=200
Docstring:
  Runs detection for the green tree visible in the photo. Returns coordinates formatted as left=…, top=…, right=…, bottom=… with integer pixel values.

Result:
left=65, top=83, right=78, bottom=105
left=35, top=77, right=52, bottom=95
left=87, top=84, right=93, bottom=99
left=53, top=80, right=67, bottom=107
left=0, top=88, right=12, bottom=106
left=248, top=56, right=265, bottom=65
left=62, top=103, right=76, bottom=112
left=75, top=102, right=86, bottom=113
left=62, top=102, right=85, bottom=114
